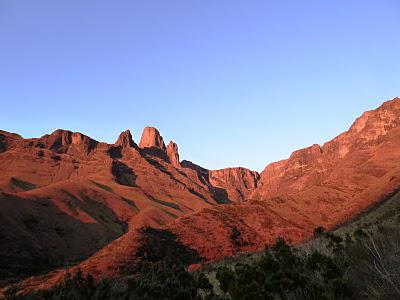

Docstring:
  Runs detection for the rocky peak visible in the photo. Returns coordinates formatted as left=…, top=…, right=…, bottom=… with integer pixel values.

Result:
left=0, top=130, right=22, bottom=153
left=139, top=127, right=166, bottom=151
left=166, top=141, right=180, bottom=168
left=115, top=130, right=136, bottom=148
left=289, top=144, right=323, bottom=165
left=0, top=130, right=22, bottom=140
left=208, top=167, right=260, bottom=202
left=41, top=129, right=98, bottom=154
left=348, top=98, right=400, bottom=138
left=253, top=97, right=400, bottom=200
left=209, top=168, right=260, bottom=190
left=323, top=97, right=400, bottom=158
left=181, top=160, right=210, bottom=181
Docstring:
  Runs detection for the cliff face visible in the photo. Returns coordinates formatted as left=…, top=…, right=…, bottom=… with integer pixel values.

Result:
left=180, top=160, right=259, bottom=203
left=167, top=97, right=400, bottom=264
left=115, top=129, right=136, bottom=148
left=166, top=141, right=180, bottom=168
left=209, top=168, right=260, bottom=202
left=139, top=127, right=166, bottom=151
left=39, top=129, right=100, bottom=156
left=252, top=97, right=400, bottom=199
left=0, top=130, right=22, bottom=152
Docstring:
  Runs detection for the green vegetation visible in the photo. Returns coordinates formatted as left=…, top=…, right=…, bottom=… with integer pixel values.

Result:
left=212, top=223, right=400, bottom=300
left=342, top=226, right=400, bottom=299
left=7, top=225, right=400, bottom=299
left=6, top=192, right=400, bottom=299
left=37, top=150, right=44, bottom=158
left=10, top=177, right=36, bottom=191
left=90, top=180, right=114, bottom=193
left=8, top=261, right=215, bottom=300
left=149, top=196, right=181, bottom=211
left=215, top=235, right=351, bottom=300
left=120, top=197, right=140, bottom=212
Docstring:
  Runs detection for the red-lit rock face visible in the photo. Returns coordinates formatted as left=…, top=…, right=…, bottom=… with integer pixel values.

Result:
left=167, top=97, right=400, bottom=264
left=253, top=97, right=400, bottom=199
left=209, top=168, right=260, bottom=202
left=38, top=129, right=99, bottom=157
left=166, top=141, right=180, bottom=168
left=115, top=129, right=136, bottom=148
left=171, top=98, right=400, bottom=263
left=139, top=127, right=166, bottom=151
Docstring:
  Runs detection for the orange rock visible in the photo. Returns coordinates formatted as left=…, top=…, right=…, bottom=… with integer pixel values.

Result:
left=166, top=141, right=180, bottom=168
left=139, top=126, right=166, bottom=151
left=115, top=129, right=136, bottom=148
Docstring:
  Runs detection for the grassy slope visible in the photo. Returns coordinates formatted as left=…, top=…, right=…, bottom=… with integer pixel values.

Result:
left=200, top=189, right=400, bottom=296
left=334, top=189, right=400, bottom=235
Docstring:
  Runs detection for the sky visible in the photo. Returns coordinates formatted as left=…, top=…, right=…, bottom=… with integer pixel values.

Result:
left=1, top=1, right=400, bottom=171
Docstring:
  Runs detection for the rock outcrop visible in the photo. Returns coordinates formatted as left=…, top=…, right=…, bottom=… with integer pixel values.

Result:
left=0, top=130, right=22, bottom=153
left=181, top=160, right=260, bottom=202
left=252, top=97, right=400, bottom=199
left=209, top=168, right=260, bottom=202
left=115, top=129, right=136, bottom=148
left=139, top=127, right=166, bottom=151
left=39, top=129, right=99, bottom=156
left=166, top=141, right=180, bottom=168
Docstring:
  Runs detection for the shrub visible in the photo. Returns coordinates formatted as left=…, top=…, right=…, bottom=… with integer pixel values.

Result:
left=12, top=260, right=215, bottom=300
left=215, top=237, right=352, bottom=300
left=344, top=226, right=400, bottom=299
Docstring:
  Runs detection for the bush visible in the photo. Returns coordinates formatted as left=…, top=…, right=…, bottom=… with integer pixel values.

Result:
left=344, top=226, right=400, bottom=299
left=11, top=226, right=400, bottom=299
left=215, top=237, right=352, bottom=300
left=11, top=260, right=215, bottom=300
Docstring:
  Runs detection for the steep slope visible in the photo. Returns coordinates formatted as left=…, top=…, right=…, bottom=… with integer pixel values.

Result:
left=0, top=127, right=258, bottom=284
left=181, top=161, right=260, bottom=203
left=254, top=98, right=400, bottom=197
left=174, top=97, right=400, bottom=259
left=171, top=98, right=400, bottom=261
left=209, top=168, right=260, bottom=202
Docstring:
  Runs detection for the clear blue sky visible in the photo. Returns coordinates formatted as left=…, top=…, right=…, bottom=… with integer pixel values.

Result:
left=1, top=1, right=399, bottom=171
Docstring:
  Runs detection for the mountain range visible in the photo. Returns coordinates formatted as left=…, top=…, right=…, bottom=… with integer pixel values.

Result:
left=1, top=97, right=400, bottom=294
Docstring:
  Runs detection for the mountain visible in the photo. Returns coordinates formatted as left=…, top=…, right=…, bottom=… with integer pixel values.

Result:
left=1, top=97, right=400, bottom=295
left=166, top=97, right=400, bottom=262
left=0, top=126, right=257, bottom=285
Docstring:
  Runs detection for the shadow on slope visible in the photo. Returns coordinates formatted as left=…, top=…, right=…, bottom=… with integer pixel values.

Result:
left=10, top=178, right=37, bottom=192
left=0, top=192, right=127, bottom=286
left=111, top=160, right=137, bottom=187
left=137, top=227, right=203, bottom=266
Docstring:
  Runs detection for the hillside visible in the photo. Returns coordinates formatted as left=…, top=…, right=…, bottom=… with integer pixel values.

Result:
left=0, top=127, right=257, bottom=284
